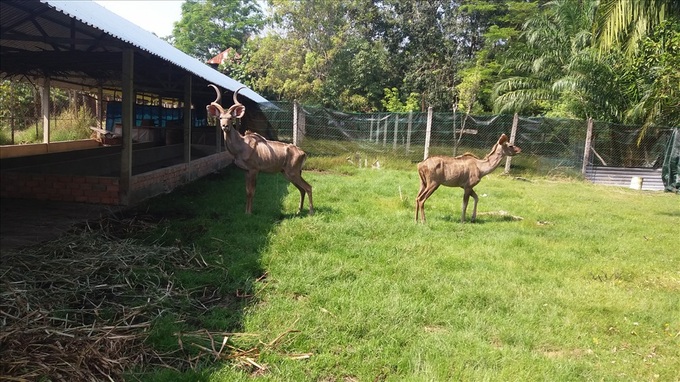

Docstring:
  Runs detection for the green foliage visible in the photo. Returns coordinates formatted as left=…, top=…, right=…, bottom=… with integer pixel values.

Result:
left=171, top=0, right=264, bottom=62
left=625, top=18, right=680, bottom=133
left=492, top=0, right=634, bottom=122
left=0, top=80, right=35, bottom=128
left=594, top=0, right=680, bottom=56
left=455, top=66, right=482, bottom=113
left=238, top=0, right=542, bottom=112
left=49, top=107, right=97, bottom=142
left=246, top=35, right=311, bottom=101
left=0, top=106, right=95, bottom=145
left=490, top=0, right=680, bottom=136
left=217, top=48, right=252, bottom=87
left=380, top=88, right=419, bottom=113
left=2, top=0, right=673, bottom=142
left=0, top=80, right=94, bottom=145
left=246, top=1, right=396, bottom=110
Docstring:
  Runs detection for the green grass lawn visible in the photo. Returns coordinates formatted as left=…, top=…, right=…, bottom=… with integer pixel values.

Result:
left=133, top=162, right=678, bottom=381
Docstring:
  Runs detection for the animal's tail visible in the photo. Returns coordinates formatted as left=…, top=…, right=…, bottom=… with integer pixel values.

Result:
left=299, top=151, right=307, bottom=174
left=417, top=161, right=427, bottom=189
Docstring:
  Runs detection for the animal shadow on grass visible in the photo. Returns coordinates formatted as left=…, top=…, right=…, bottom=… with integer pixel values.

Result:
left=440, top=210, right=524, bottom=224
left=127, top=168, right=293, bottom=335
left=659, top=209, right=680, bottom=218
left=277, top=205, right=339, bottom=220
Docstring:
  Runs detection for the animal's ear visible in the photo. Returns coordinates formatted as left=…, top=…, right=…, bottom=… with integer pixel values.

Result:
left=206, top=104, right=221, bottom=118
left=231, top=104, right=246, bottom=119
left=498, top=134, right=508, bottom=144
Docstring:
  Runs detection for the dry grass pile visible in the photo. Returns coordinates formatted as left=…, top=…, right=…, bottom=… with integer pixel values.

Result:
left=0, top=217, right=221, bottom=381
left=1, top=213, right=312, bottom=381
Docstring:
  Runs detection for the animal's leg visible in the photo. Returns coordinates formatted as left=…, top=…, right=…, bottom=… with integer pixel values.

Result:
left=416, top=184, right=439, bottom=223
left=296, top=184, right=305, bottom=213
left=462, top=189, right=471, bottom=223
left=415, top=173, right=430, bottom=222
left=415, top=179, right=428, bottom=222
left=284, top=171, right=314, bottom=215
left=245, top=170, right=258, bottom=214
left=469, top=189, right=479, bottom=222
left=305, top=179, right=314, bottom=215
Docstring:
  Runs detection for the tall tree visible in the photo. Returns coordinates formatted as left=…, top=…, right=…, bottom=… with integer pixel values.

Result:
left=171, top=0, right=264, bottom=62
left=456, top=1, right=541, bottom=113
left=244, top=0, right=544, bottom=112
left=592, top=0, right=680, bottom=134
left=378, top=0, right=460, bottom=110
left=247, top=0, right=394, bottom=110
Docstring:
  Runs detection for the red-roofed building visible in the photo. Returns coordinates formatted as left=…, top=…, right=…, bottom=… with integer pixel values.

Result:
left=207, top=48, right=241, bottom=68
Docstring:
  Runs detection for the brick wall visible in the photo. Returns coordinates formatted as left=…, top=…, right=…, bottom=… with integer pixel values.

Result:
left=127, top=151, right=233, bottom=204
left=0, top=172, right=120, bottom=204
left=1, top=151, right=234, bottom=206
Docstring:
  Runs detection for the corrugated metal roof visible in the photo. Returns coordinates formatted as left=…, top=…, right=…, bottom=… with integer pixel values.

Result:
left=41, top=0, right=268, bottom=104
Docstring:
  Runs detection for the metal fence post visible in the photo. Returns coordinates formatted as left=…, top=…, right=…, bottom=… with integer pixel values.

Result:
left=300, top=104, right=306, bottom=145
left=424, top=106, right=433, bottom=160
left=393, top=114, right=399, bottom=151
left=293, top=100, right=299, bottom=146
left=504, top=113, right=519, bottom=173
left=383, top=116, right=388, bottom=146
left=582, top=117, right=593, bottom=174
left=407, top=111, right=412, bottom=153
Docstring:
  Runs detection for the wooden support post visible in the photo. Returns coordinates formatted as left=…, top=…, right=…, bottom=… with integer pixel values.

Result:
left=41, top=78, right=50, bottom=143
left=183, top=74, right=192, bottom=163
left=96, top=86, right=103, bottom=129
left=424, top=106, right=433, bottom=160
left=504, top=113, right=519, bottom=174
left=156, top=94, right=162, bottom=129
left=119, top=49, right=134, bottom=205
left=582, top=117, right=594, bottom=174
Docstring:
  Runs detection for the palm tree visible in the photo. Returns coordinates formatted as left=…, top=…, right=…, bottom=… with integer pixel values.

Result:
left=493, top=0, right=627, bottom=121
left=594, top=0, right=680, bottom=55
left=624, top=18, right=680, bottom=140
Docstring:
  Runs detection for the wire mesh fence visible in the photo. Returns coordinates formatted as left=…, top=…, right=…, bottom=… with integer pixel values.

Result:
left=261, top=102, right=674, bottom=177
left=2, top=96, right=674, bottom=180
left=588, top=121, right=671, bottom=168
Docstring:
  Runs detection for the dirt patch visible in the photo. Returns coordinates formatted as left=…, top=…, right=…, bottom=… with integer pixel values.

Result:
left=0, top=198, right=121, bottom=251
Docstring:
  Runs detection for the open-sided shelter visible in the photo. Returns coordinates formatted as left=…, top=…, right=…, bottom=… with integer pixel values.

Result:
left=0, top=0, right=271, bottom=205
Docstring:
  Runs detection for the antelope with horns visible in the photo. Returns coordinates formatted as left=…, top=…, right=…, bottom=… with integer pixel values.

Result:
left=415, top=134, right=521, bottom=223
left=206, top=84, right=314, bottom=215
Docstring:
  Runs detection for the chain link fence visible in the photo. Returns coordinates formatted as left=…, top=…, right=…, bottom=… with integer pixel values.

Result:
left=261, top=102, right=675, bottom=177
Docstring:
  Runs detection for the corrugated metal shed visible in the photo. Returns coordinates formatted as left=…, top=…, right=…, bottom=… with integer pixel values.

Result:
left=0, top=0, right=268, bottom=104
left=43, top=0, right=267, bottom=103
left=585, top=166, right=664, bottom=191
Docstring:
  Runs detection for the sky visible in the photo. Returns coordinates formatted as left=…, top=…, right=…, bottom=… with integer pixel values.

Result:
left=94, top=1, right=183, bottom=37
